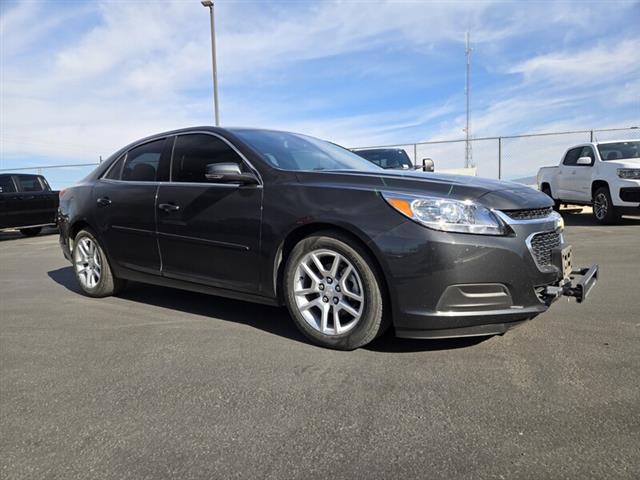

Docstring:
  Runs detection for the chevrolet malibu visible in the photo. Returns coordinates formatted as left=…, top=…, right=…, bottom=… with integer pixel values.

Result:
left=58, top=127, right=598, bottom=349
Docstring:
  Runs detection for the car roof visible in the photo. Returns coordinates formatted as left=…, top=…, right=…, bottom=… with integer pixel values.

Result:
left=593, top=139, right=640, bottom=145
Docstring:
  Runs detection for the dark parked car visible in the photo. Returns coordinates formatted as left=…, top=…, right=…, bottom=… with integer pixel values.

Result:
left=354, top=148, right=436, bottom=172
left=58, top=127, right=598, bottom=349
left=0, top=173, right=58, bottom=236
left=354, top=148, right=415, bottom=170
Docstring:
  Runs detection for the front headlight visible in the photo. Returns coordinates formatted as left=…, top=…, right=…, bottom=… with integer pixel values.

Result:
left=617, top=168, right=640, bottom=180
left=382, top=193, right=507, bottom=235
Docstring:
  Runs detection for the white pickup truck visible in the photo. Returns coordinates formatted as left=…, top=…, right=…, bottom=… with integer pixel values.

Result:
left=537, top=140, right=640, bottom=224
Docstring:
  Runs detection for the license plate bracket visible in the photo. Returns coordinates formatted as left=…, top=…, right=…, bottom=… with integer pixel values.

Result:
left=561, top=245, right=573, bottom=279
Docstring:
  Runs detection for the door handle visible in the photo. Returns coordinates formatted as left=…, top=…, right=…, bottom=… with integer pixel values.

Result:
left=158, top=203, right=180, bottom=212
left=97, top=197, right=112, bottom=207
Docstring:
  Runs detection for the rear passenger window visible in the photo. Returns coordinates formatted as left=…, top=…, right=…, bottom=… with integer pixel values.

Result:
left=172, top=134, right=246, bottom=183
left=0, top=176, right=16, bottom=193
left=17, top=175, right=44, bottom=192
left=122, top=139, right=165, bottom=182
left=104, top=154, right=126, bottom=180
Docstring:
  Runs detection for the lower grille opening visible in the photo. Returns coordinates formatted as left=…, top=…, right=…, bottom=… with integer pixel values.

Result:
left=529, top=231, right=561, bottom=268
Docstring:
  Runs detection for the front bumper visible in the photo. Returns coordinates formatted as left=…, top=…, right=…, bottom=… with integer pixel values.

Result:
left=372, top=212, right=598, bottom=339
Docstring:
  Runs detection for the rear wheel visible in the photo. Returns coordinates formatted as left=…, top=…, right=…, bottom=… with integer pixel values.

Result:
left=73, top=229, right=126, bottom=297
left=541, top=185, right=560, bottom=211
left=284, top=232, right=386, bottom=350
left=593, top=186, right=620, bottom=225
left=19, top=227, right=42, bottom=237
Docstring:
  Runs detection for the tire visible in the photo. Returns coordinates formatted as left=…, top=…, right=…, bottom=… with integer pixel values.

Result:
left=20, top=227, right=42, bottom=237
left=592, top=186, right=620, bottom=225
left=283, top=231, right=387, bottom=350
left=541, top=186, right=560, bottom=211
left=72, top=229, right=126, bottom=297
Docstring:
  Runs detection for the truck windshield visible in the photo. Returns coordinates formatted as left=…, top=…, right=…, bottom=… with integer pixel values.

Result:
left=598, top=141, right=640, bottom=161
left=355, top=149, right=413, bottom=169
left=231, top=129, right=382, bottom=172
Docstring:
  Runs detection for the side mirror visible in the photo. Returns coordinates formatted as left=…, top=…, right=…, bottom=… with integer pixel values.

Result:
left=576, top=156, right=593, bottom=166
left=422, top=158, right=435, bottom=172
left=205, top=163, right=259, bottom=185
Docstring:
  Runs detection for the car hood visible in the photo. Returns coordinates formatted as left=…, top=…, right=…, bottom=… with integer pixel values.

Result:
left=602, top=159, right=640, bottom=168
left=295, top=170, right=553, bottom=211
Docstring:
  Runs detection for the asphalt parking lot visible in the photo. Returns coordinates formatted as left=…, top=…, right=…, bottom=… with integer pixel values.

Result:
left=1, top=214, right=639, bottom=479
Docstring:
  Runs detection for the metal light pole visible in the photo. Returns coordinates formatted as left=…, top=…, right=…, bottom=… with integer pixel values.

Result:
left=201, top=0, right=220, bottom=126
left=464, top=31, right=473, bottom=169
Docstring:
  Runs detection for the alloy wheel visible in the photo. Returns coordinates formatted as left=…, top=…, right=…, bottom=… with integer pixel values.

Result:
left=594, top=192, right=608, bottom=220
left=293, top=249, right=365, bottom=335
left=74, top=237, right=102, bottom=289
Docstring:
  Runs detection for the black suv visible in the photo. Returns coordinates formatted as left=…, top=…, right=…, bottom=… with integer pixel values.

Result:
left=1, top=173, right=58, bottom=236
left=58, top=127, right=598, bottom=349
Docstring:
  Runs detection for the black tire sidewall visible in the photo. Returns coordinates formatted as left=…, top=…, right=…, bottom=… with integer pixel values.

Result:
left=284, top=233, right=384, bottom=350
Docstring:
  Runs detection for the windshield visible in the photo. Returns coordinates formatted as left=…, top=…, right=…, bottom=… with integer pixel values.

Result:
left=355, top=149, right=413, bottom=169
left=598, top=141, right=640, bottom=161
left=230, top=129, right=382, bottom=172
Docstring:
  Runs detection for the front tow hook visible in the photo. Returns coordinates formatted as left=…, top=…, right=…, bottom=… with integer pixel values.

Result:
left=542, top=264, right=599, bottom=304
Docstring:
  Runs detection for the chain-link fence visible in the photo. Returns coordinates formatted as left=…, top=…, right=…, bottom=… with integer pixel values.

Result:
left=353, top=126, right=639, bottom=184
left=1, top=126, right=638, bottom=189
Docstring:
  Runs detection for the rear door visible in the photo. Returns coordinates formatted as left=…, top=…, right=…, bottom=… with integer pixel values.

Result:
left=13, top=175, right=54, bottom=227
left=156, top=132, right=262, bottom=292
left=92, top=138, right=171, bottom=275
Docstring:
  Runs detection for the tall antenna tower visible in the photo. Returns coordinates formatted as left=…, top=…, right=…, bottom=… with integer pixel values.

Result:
left=464, top=31, right=473, bottom=168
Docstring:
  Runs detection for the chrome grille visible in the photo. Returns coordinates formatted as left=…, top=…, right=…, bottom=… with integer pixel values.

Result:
left=503, top=207, right=553, bottom=221
left=529, top=231, right=561, bottom=268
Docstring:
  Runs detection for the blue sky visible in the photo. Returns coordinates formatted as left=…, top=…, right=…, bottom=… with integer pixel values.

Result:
left=1, top=0, right=639, bottom=186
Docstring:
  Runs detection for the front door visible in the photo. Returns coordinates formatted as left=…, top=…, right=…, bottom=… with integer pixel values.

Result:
left=92, top=138, right=171, bottom=275
left=557, top=147, right=582, bottom=200
left=156, top=133, right=262, bottom=293
left=571, top=146, right=595, bottom=202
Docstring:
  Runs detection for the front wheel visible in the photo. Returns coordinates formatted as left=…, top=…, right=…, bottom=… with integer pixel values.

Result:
left=283, top=232, right=386, bottom=350
left=73, top=229, right=126, bottom=297
left=593, top=186, right=620, bottom=225
left=20, top=227, right=42, bottom=237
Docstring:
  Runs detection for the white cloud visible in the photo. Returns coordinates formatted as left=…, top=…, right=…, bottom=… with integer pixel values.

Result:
left=1, top=0, right=639, bottom=181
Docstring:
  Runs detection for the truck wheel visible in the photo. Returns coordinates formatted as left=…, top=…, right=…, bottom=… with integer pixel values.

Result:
left=283, top=231, right=387, bottom=350
left=541, top=186, right=560, bottom=211
left=73, top=229, right=126, bottom=297
left=593, top=186, right=620, bottom=225
left=19, top=227, right=42, bottom=237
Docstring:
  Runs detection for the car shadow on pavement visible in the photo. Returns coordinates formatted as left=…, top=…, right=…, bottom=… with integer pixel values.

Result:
left=47, top=266, right=308, bottom=344
left=48, top=266, right=489, bottom=352
left=0, top=227, right=59, bottom=242
left=365, top=331, right=488, bottom=353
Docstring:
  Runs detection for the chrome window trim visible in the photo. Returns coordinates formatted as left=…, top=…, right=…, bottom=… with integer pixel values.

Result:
left=98, top=179, right=261, bottom=189
left=102, top=152, right=127, bottom=180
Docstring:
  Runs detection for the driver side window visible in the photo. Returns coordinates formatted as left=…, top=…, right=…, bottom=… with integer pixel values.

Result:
left=562, top=148, right=582, bottom=166
left=171, top=134, right=246, bottom=183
